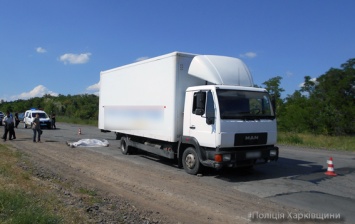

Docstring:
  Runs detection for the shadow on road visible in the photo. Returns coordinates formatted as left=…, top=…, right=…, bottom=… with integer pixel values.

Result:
left=136, top=153, right=328, bottom=182
left=210, top=157, right=325, bottom=182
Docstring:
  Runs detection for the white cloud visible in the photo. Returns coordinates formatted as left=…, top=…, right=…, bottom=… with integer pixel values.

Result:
left=239, top=52, right=257, bottom=58
left=86, top=81, right=100, bottom=91
left=36, top=47, right=47, bottom=53
left=59, top=53, right=91, bottom=64
left=286, top=71, right=294, bottom=77
left=14, top=85, right=58, bottom=100
left=136, top=56, right=149, bottom=62
left=86, top=81, right=100, bottom=96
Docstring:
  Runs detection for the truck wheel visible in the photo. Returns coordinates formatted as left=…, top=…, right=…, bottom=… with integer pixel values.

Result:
left=120, top=137, right=131, bottom=155
left=24, top=123, right=27, bottom=128
left=182, top=147, right=201, bottom=175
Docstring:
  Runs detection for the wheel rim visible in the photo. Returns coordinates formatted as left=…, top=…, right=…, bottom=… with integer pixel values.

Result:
left=185, top=153, right=196, bottom=169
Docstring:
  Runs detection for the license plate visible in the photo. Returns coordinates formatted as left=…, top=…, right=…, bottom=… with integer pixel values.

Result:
left=246, top=151, right=261, bottom=159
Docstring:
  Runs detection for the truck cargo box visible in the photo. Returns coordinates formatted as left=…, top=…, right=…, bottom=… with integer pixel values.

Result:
left=99, top=52, right=204, bottom=142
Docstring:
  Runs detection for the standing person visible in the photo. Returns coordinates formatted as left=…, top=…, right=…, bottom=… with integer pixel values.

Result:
left=2, top=111, right=9, bottom=141
left=2, top=111, right=14, bottom=141
left=32, top=113, right=42, bottom=143
left=14, top=112, right=20, bottom=128
left=8, top=113, right=16, bottom=140
left=51, top=113, right=56, bottom=129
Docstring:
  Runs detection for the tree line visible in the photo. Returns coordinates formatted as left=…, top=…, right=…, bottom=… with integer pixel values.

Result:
left=1, top=58, right=354, bottom=136
left=0, top=94, right=99, bottom=121
left=262, top=58, right=354, bottom=136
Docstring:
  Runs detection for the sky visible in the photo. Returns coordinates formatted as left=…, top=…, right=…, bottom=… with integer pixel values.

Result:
left=1, top=0, right=354, bottom=102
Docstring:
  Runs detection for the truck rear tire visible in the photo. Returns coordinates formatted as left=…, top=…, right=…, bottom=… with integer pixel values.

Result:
left=182, top=147, right=201, bottom=175
left=120, top=137, right=131, bottom=155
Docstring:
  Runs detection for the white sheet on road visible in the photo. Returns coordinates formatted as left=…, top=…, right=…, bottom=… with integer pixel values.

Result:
left=67, top=139, right=109, bottom=148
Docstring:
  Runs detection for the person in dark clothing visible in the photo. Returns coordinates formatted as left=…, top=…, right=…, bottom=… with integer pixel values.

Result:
left=51, top=113, right=56, bottom=129
left=9, top=118, right=16, bottom=140
left=14, top=112, right=20, bottom=128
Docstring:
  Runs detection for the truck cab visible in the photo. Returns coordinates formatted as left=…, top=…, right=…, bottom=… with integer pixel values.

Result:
left=180, top=85, right=278, bottom=174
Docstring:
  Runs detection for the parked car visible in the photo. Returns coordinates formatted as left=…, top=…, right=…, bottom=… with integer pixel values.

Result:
left=24, top=109, right=52, bottom=129
left=0, top=111, right=4, bottom=126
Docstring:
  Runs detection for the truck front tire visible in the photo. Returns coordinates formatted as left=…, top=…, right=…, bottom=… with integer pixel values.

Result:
left=120, top=137, right=131, bottom=155
left=182, top=147, right=201, bottom=175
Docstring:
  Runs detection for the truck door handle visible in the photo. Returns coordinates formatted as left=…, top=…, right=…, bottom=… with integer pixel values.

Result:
left=190, top=126, right=196, bottom=129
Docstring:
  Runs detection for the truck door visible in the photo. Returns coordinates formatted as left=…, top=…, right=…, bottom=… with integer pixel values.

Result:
left=189, top=90, right=216, bottom=148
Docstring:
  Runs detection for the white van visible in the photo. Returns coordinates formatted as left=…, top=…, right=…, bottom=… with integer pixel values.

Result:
left=24, top=109, right=52, bottom=129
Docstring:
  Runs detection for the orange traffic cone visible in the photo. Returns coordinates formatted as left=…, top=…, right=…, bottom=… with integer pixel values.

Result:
left=325, top=157, right=337, bottom=176
left=78, top=128, right=82, bottom=135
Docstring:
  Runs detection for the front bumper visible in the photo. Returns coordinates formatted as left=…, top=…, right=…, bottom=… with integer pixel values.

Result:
left=200, top=145, right=279, bottom=169
left=40, top=121, right=51, bottom=127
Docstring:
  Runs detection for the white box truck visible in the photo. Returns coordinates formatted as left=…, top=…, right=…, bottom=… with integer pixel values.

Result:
left=99, top=52, right=278, bottom=175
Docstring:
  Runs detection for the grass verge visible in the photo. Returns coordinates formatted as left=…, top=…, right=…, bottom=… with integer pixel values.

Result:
left=0, top=144, right=88, bottom=223
left=57, top=116, right=97, bottom=126
left=0, top=189, right=61, bottom=223
left=278, top=132, right=355, bottom=151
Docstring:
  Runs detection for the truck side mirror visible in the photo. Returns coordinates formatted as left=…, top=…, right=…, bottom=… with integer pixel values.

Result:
left=206, top=117, right=214, bottom=125
left=271, top=96, right=276, bottom=113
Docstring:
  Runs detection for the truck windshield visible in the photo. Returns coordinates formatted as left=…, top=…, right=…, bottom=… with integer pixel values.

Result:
left=216, top=89, right=275, bottom=120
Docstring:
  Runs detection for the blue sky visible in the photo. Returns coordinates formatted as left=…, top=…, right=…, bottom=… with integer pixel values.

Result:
left=1, top=0, right=354, bottom=101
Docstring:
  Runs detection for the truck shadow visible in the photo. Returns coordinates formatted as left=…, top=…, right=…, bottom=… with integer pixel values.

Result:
left=209, top=157, right=325, bottom=182
left=138, top=153, right=327, bottom=182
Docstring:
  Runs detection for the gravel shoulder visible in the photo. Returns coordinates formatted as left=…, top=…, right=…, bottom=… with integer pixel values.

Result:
left=5, top=124, right=300, bottom=223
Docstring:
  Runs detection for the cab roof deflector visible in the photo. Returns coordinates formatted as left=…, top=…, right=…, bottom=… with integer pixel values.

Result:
left=188, top=55, right=254, bottom=87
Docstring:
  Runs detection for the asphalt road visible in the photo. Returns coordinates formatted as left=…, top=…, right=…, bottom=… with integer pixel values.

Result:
left=12, top=122, right=355, bottom=223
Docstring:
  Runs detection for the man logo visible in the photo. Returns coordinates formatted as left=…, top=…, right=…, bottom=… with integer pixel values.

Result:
left=245, top=136, right=259, bottom=141
left=235, top=133, right=267, bottom=146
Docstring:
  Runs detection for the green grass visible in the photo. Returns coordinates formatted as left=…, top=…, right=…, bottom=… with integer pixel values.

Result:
left=0, top=145, right=61, bottom=223
left=57, top=116, right=97, bottom=126
left=0, top=144, right=88, bottom=223
left=278, top=132, right=355, bottom=151
left=0, top=189, right=61, bottom=224
left=78, top=187, right=97, bottom=196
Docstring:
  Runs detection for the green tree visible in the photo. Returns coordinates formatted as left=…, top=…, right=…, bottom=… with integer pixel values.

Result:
left=278, top=91, right=307, bottom=132
left=300, top=75, right=316, bottom=96
left=279, top=58, right=355, bottom=135
left=311, top=59, right=355, bottom=135
left=262, top=76, right=285, bottom=114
